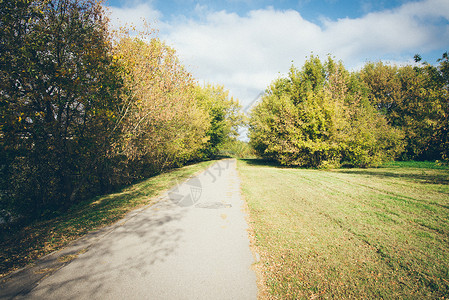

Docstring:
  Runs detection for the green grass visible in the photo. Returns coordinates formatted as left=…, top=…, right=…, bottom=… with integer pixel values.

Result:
left=0, top=160, right=214, bottom=279
left=238, top=159, right=449, bottom=299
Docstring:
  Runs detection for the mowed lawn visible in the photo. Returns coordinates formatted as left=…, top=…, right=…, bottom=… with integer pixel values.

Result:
left=238, top=160, right=449, bottom=299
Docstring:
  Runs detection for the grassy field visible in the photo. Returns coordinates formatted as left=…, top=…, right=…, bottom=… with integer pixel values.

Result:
left=0, top=160, right=214, bottom=279
left=238, top=159, right=449, bottom=299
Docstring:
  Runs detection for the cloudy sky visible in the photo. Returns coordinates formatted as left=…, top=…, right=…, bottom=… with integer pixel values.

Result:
left=105, top=0, right=449, bottom=109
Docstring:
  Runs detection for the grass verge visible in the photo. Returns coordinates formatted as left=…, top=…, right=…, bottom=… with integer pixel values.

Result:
left=0, top=160, right=214, bottom=279
left=238, top=159, right=449, bottom=299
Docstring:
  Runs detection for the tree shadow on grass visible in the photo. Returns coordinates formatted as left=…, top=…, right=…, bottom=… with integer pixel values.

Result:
left=240, top=159, right=449, bottom=186
left=336, top=169, right=449, bottom=186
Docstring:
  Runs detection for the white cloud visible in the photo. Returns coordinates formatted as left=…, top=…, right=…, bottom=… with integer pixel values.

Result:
left=322, top=0, right=449, bottom=59
left=163, top=7, right=324, bottom=104
left=400, top=0, right=449, bottom=19
left=107, top=0, right=449, bottom=107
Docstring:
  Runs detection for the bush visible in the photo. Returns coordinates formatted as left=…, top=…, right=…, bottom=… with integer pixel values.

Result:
left=249, top=56, right=404, bottom=168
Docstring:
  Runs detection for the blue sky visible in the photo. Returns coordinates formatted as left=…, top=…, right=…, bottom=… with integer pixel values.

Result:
left=105, top=0, right=449, bottom=109
left=108, top=0, right=413, bottom=22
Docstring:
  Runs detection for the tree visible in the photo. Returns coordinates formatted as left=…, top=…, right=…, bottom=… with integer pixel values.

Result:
left=432, top=52, right=449, bottom=163
left=359, top=57, right=448, bottom=161
left=112, top=34, right=210, bottom=178
left=195, top=84, right=244, bottom=158
left=358, top=62, right=403, bottom=118
left=0, top=0, right=121, bottom=219
left=249, top=56, right=404, bottom=168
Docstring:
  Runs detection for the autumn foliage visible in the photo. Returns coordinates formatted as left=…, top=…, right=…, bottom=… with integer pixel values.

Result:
left=360, top=57, right=449, bottom=162
left=1, top=0, right=122, bottom=220
left=0, top=0, right=241, bottom=223
left=249, top=54, right=448, bottom=168
left=249, top=56, right=404, bottom=168
left=111, top=35, right=209, bottom=178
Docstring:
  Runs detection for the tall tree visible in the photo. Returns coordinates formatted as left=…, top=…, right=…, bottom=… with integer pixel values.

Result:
left=359, top=57, right=448, bottom=161
left=195, top=84, right=243, bottom=158
left=432, top=52, right=449, bottom=163
left=0, top=0, right=121, bottom=219
left=249, top=56, right=403, bottom=168
left=112, top=34, right=210, bottom=178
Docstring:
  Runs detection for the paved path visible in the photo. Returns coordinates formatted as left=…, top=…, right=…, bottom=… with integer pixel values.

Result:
left=1, top=159, right=258, bottom=299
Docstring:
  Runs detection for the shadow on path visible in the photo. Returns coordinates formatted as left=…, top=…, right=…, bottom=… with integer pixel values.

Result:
left=1, top=200, right=186, bottom=299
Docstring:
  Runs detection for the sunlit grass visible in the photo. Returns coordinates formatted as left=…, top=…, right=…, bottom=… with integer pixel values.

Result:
left=238, top=160, right=449, bottom=299
left=0, top=160, right=214, bottom=278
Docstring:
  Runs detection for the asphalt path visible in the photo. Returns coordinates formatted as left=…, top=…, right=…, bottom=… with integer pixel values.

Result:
left=1, top=159, right=258, bottom=299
